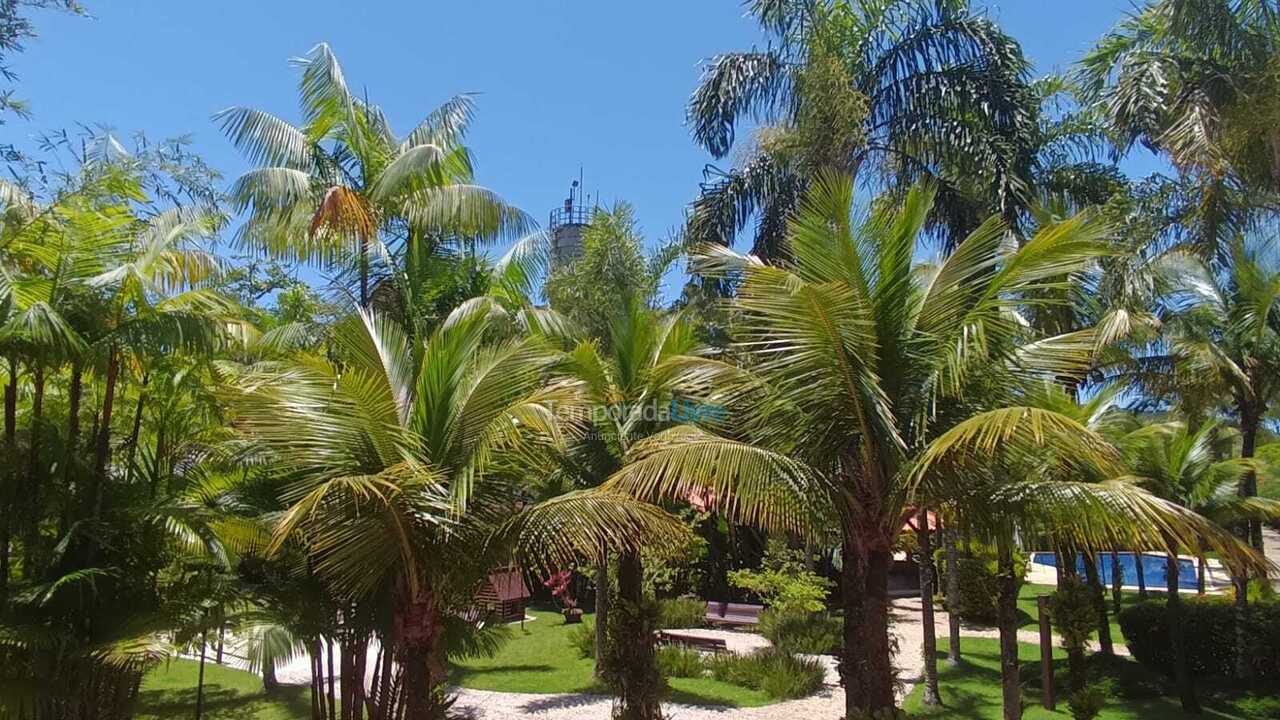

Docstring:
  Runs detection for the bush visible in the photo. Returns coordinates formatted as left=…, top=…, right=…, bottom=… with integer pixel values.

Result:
left=758, top=608, right=841, bottom=655
left=1067, top=684, right=1107, bottom=720
left=568, top=619, right=595, bottom=659
left=1118, top=596, right=1280, bottom=690
left=706, top=648, right=825, bottom=700
left=657, top=597, right=706, bottom=629
left=934, top=543, right=1027, bottom=625
left=656, top=645, right=706, bottom=678
left=728, top=539, right=832, bottom=614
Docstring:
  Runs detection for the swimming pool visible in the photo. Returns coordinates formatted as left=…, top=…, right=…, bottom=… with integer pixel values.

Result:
left=1030, top=551, right=1200, bottom=590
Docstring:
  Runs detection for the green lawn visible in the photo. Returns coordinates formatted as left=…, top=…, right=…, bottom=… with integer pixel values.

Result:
left=135, top=659, right=311, bottom=720
left=1015, top=583, right=1161, bottom=645
left=902, top=637, right=1273, bottom=719
left=451, top=608, right=775, bottom=707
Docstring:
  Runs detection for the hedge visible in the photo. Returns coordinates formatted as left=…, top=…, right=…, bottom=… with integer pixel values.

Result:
left=1117, top=596, right=1280, bottom=689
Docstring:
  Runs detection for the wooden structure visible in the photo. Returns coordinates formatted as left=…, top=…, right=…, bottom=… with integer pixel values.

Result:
left=656, top=630, right=729, bottom=653
left=703, top=601, right=764, bottom=627
left=473, top=566, right=530, bottom=623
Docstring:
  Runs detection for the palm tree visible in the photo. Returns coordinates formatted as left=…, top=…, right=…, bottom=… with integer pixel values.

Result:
left=605, top=172, right=1122, bottom=715
left=218, top=43, right=530, bottom=308
left=1119, top=419, right=1280, bottom=691
left=224, top=302, right=687, bottom=719
left=685, top=0, right=1037, bottom=258
left=1078, top=0, right=1280, bottom=261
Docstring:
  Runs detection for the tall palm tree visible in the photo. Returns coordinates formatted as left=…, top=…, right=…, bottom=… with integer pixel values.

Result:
left=1078, top=0, right=1280, bottom=261
left=218, top=43, right=530, bottom=307
left=685, top=0, right=1037, bottom=258
left=605, top=172, right=1122, bottom=714
left=224, top=302, right=687, bottom=719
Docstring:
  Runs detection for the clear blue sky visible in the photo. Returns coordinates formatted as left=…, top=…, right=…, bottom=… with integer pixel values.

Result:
left=10, top=0, right=1163, bottom=295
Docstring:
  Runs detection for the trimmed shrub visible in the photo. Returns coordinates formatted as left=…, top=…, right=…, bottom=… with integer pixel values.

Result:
left=1118, top=596, right=1280, bottom=689
left=934, top=543, right=1027, bottom=625
left=706, top=648, right=825, bottom=700
left=657, top=597, right=706, bottom=629
left=1067, top=684, right=1107, bottom=720
left=758, top=608, right=841, bottom=655
left=568, top=619, right=595, bottom=659
left=656, top=645, right=706, bottom=678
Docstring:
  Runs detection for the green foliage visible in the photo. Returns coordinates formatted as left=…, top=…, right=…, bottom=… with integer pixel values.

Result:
left=1118, top=597, right=1280, bottom=690
left=601, top=597, right=666, bottom=713
left=568, top=619, right=595, bottom=659
left=1053, top=575, right=1100, bottom=652
left=1068, top=684, right=1108, bottom=720
left=936, top=543, right=1028, bottom=625
left=727, top=539, right=831, bottom=614
left=757, top=608, right=841, bottom=655
left=643, top=513, right=709, bottom=598
left=657, top=598, right=706, bottom=630
left=706, top=648, right=825, bottom=700
left=656, top=645, right=707, bottom=678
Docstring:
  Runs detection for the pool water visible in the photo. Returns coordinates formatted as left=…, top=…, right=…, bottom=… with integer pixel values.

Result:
left=1030, top=551, right=1200, bottom=590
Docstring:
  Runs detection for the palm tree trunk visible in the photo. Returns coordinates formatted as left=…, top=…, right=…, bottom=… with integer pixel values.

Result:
left=916, top=507, right=940, bottom=706
left=1197, top=556, right=1207, bottom=596
left=90, top=345, right=119, bottom=523
left=1082, top=550, right=1114, bottom=655
left=839, top=530, right=896, bottom=716
left=263, top=655, right=279, bottom=692
left=996, top=533, right=1021, bottom=720
left=1166, top=549, right=1199, bottom=713
left=1110, top=549, right=1123, bottom=614
left=613, top=550, right=661, bottom=720
left=594, top=548, right=609, bottom=677
left=1233, top=576, right=1250, bottom=683
left=196, top=628, right=208, bottom=720
left=21, top=364, right=44, bottom=578
left=123, top=370, right=149, bottom=485
left=1239, top=407, right=1263, bottom=551
left=0, top=357, right=16, bottom=600
left=398, top=586, right=449, bottom=720
left=1136, top=549, right=1148, bottom=599
left=326, top=639, right=336, bottom=720
left=945, top=524, right=962, bottom=665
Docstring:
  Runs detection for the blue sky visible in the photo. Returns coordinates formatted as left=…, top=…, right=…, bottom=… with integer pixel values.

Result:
left=10, top=0, right=1163, bottom=295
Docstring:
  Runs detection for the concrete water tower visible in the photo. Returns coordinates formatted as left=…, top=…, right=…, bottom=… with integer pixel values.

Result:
left=548, top=177, right=594, bottom=267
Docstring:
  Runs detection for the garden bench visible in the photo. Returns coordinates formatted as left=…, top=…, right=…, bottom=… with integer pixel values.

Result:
left=656, top=630, right=729, bottom=653
left=703, top=601, right=764, bottom=627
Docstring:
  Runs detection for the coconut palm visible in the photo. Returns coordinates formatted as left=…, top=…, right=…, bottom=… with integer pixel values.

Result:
left=685, top=0, right=1037, bottom=258
left=224, top=301, right=687, bottom=719
left=604, top=172, right=1127, bottom=714
left=218, top=43, right=530, bottom=308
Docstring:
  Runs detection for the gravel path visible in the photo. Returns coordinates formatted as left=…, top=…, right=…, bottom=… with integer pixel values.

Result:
left=202, top=596, right=1132, bottom=719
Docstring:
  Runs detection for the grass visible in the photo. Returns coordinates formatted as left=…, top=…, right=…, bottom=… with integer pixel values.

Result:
left=135, top=659, right=311, bottom=720
left=902, top=637, right=1270, bottom=719
left=1014, top=583, right=1161, bottom=644
left=450, top=608, right=775, bottom=707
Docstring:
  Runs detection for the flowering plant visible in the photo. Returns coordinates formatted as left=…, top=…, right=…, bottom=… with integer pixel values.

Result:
left=543, top=569, right=577, bottom=610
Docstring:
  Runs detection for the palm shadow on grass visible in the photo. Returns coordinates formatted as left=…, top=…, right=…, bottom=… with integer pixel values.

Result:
left=135, top=683, right=312, bottom=720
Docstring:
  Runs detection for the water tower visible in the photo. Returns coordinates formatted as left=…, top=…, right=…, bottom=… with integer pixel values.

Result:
left=548, top=176, right=594, bottom=267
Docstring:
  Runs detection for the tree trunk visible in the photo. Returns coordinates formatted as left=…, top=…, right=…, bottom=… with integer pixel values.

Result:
left=0, top=358, right=16, bottom=600
left=263, top=657, right=278, bottom=692
left=594, top=551, right=609, bottom=677
left=326, top=639, right=336, bottom=720
left=1197, top=556, right=1207, bottom=596
left=916, top=507, right=940, bottom=706
left=1082, top=550, right=1114, bottom=655
left=612, top=550, right=662, bottom=720
left=123, top=370, right=149, bottom=485
left=90, top=345, right=119, bottom=523
left=196, top=628, right=208, bottom=720
left=1239, top=409, right=1263, bottom=551
left=996, top=534, right=1022, bottom=720
left=1167, top=551, right=1200, bottom=713
left=1110, top=549, right=1124, bottom=614
left=398, top=587, right=449, bottom=720
left=945, top=524, right=962, bottom=665
left=1136, top=550, right=1148, bottom=599
left=22, top=364, right=45, bottom=577
left=839, top=531, right=896, bottom=716
left=1234, top=576, right=1251, bottom=683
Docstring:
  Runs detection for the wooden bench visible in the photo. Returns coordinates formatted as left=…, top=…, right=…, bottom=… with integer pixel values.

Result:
left=704, top=601, right=764, bottom=627
left=656, top=630, right=728, bottom=653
